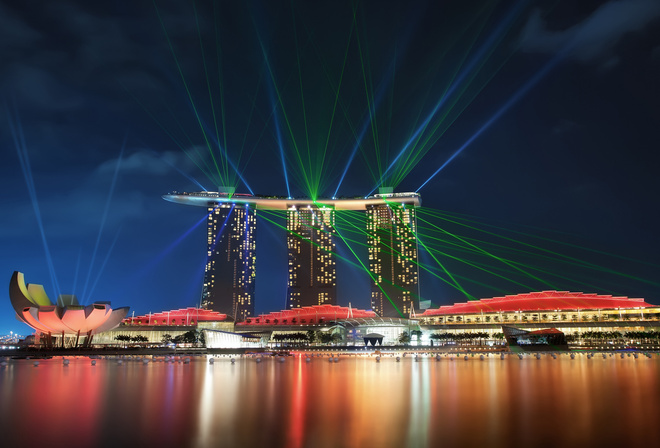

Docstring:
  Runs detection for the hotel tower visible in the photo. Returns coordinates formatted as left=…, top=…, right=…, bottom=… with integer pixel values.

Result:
left=366, top=199, right=419, bottom=318
left=201, top=202, right=256, bottom=321
left=286, top=205, right=337, bottom=309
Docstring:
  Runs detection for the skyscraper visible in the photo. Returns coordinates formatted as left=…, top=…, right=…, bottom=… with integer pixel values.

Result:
left=201, top=203, right=256, bottom=321
left=286, top=205, right=336, bottom=308
left=366, top=202, right=419, bottom=317
left=164, top=190, right=420, bottom=317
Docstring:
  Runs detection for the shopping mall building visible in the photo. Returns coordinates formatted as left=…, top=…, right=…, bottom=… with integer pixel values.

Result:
left=227, top=290, right=660, bottom=347
left=87, top=290, right=660, bottom=348
left=415, top=290, right=660, bottom=346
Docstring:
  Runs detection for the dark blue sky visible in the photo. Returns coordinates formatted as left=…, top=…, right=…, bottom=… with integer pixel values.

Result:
left=2, top=0, right=659, bottom=335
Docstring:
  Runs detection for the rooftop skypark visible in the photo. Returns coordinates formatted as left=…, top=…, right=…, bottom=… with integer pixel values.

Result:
left=162, top=190, right=421, bottom=210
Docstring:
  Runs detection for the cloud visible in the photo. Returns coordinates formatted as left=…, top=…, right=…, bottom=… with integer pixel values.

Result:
left=0, top=2, right=172, bottom=116
left=4, top=64, right=86, bottom=111
left=519, top=0, right=660, bottom=64
left=652, top=45, right=660, bottom=59
left=96, top=149, right=201, bottom=176
left=1, top=172, right=145, bottom=239
left=0, top=4, right=41, bottom=49
left=0, top=145, right=207, bottom=240
left=552, top=119, right=579, bottom=135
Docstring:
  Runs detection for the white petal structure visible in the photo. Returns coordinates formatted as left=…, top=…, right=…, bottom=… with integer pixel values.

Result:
left=9, top=271, right=129, bottom=335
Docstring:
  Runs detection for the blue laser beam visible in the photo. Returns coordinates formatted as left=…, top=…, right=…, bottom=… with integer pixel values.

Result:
left=69, top=249, right=82, bottom=306
left=333, top=5, right=423, bottom=199
left=209, top=204, right=236, bottom=253
left=190, top=256, right=208, bottom=309
left=152, top=149, right=207, bottom=191
left=417, top=48, right=568, bottom=192
left=368, top=0, right=530, bottom=196
left=81, top=139, right=125, bottom=303
left=140, top=209, right=214, bottom=277
left=199, top=120, right=255, bottom=194
left=347, top=63, right=402, bottom=197
left=230, top=157, right=254, bottom=195
left=333, top=63, right=393, bottom=198
left=7, top=103, right=62, bottom=299
left=267, top=84, right=292, bottom=198
left=254, top=26, right=303, bottom=198
left=86, top=227, right=123, bottom=304
left=332, top=128, right=365, bottom=198
left=109, top=208, right=212, bottom=303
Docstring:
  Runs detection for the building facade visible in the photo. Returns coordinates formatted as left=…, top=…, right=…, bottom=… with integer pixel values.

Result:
left=418, top=291, right=659, bottom=326
left=9, top=271, right=128, bottom=348
left=286, top=206, right=336, bottom=308
left=366, top=202, right=419, bottom=318
left=201, top=203, right=256, bottom=321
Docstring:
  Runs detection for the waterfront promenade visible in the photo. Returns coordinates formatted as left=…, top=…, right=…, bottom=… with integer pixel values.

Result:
left=3, top=343, right=659, bottom=359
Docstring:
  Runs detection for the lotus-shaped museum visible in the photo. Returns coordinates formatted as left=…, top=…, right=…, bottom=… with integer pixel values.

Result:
left=9, top=271, right=129, bottom=338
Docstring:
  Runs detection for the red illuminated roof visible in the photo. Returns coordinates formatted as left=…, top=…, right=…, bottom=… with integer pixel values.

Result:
left=421, top=291, right=655, bottom=316
left=528, top=328, right=564, bottom=335
left=123, top=308, right=227, bottom=326
left=237, top=305, right=377, bottom=326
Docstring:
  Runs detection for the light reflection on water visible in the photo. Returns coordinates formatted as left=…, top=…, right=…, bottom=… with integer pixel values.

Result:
left=1, top=354, right=659, bottom=448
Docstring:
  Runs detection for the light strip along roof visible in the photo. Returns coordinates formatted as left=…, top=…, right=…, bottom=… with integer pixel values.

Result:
left=162, top=191, right=421, bottom=210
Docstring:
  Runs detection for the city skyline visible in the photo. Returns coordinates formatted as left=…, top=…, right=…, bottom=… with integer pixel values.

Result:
left=2, top=1, right=659, bottom=334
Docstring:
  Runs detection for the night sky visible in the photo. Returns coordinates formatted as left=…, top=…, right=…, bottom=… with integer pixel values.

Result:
left=2, top=0, right=659, bottom=336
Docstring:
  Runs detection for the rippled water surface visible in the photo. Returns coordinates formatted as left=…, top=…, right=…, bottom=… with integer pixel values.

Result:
left=1, top=353, right=659, bottom=448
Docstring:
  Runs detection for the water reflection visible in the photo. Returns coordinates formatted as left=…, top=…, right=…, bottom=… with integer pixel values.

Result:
left=407, top=361, right=430, bottom=447
left=1, top=354, right=659, bottom=447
